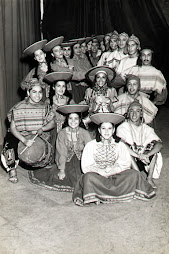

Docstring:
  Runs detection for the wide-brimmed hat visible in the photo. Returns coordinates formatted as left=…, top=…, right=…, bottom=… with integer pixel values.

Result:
left=57, top=105, right=89, bottom=114
left=23, top=39, right=48, bottom=56
left=90, top=113, right=125, bottom=125
left=86, top=66, right=116, bottom=82
left=43, top=36, right=64, bottom=52
left=85, top=37, right=92, bottom=44
left=69, top=38, right=86, bottom=45
left=61, top=41, right=76, bottom=47
left=44, top=72, right=73, bottom=83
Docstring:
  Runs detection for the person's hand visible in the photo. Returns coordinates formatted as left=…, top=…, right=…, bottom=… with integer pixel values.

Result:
left=36, top=128, right=43, bottom=135
left=23, top=138, right=35, bottom=148
left=139, top=154, right=150, bottom=164
left=58, top=170, right=66, bottom=180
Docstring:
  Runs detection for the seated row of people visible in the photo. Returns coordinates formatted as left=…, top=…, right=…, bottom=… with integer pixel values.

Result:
left=1, top=67, right=162, bottom=204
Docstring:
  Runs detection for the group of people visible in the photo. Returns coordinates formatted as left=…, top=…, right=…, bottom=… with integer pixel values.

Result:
left=1, top=30, right=166, bottom=206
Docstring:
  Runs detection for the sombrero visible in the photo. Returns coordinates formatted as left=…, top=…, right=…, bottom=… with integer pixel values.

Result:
left=44, top=72, right=73, bottom=83
left=61, top=41, right=76, bottom=47
left=85, top=37, right=92, bottom=44
left=23, top=39, right=48, bottom=56
left=43, top=36, right=64, bottom=52
left=57, top=105, right=89, bottom=114
left=86, top=66, right=116, bottom=82
left=90, top=113, right=125, bottom=125
left=69, top=38, right=86, bottom=45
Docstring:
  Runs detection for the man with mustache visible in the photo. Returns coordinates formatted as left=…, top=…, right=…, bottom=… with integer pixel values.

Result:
left=126, top=48, right=167, bottom=105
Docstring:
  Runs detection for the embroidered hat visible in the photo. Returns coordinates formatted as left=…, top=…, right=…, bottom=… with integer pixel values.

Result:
left=128, top=34, right=141, bottom=50
left=57, top=105, right=89, bottom=114
left=90, top=113, right=125, bottom=125
left=86, top=66, right=116, bottom=82
left=43, top=36, right=64, bottom=52
left=27, top=78, right=45, bottom=90
left=110, top=30, right=119, bottom=40
left=44, top=72, right=73, bottom=83
left=23, top=39, right=48, bottom=56
left=119, top=32, right=129, bottom=40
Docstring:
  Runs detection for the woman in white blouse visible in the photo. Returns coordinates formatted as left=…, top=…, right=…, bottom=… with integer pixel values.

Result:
left=73, top=113, right=156, bottom=206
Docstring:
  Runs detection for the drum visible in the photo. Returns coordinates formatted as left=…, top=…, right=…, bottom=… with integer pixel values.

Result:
left=18, top=134, right=53, bottom=168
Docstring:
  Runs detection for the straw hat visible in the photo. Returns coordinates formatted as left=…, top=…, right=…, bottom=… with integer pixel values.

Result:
left=57, top=105, right=89, bottom=114
left=86, top=66, right=116, bottom=82
left=43, top=36, right=64, bottom=52
left=90, top=113, right=125, bottom=125
left=23, top=39, right=48, bottom=56
left=44, top=72, right=73, bottom=83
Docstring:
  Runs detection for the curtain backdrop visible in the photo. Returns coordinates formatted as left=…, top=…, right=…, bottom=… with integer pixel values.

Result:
left=42, top=0, right=169, bottom=92
left=0, top=0, right=41, bottom=145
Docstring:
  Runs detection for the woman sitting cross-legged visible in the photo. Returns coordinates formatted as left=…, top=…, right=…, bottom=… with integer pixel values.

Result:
left=73, top=112, right=156, bottom=206
left=116, top=101, right=163, bottom=189
left=29, top=105, right=91, bottom=192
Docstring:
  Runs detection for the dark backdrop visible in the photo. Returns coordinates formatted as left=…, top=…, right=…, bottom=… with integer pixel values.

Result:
left=42, top=0, right=169, bottom=89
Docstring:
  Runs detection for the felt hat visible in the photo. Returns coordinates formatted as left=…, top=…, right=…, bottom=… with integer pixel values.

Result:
left=90, top=113, right=125, bottom=125
left=126, top=74, right=140, bottom=86
left=44, top=72, right=73, bottom=83
left=57, top=105, right=89, bottom=114
left=86, top=66, right=116, bottom=82
left=43, top=36, right=64, bottom=52
left=95, top=35, right=104, bottom=42
left=23, top=39, right=48, bottom=56
left=69, top=38, right=86, bottom=45
left=61, top=41, right=76, bottom=47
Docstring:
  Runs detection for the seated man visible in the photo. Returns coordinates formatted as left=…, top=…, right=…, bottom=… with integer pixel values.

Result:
left=125, top=48, right=167, bottom=105
left=1, top=79, right=55, bottom=183
left=114, top=75, right=158, bottom=124
left=116, top=101, right=163, bottom=189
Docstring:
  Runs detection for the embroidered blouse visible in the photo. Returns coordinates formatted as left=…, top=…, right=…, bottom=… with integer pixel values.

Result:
left=81, top=139, right=131, bottom=177
left=56, top=127, right=91, bottom=170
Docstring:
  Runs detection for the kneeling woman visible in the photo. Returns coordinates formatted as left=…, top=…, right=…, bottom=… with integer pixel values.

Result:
left=73, top=113, right=156, bottom=206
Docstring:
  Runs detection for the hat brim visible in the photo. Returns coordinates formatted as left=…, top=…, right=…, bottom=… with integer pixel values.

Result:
left=23, top=40, right=48, bottom=56
left=86, top=66, right=116, bottom=82
left=90, top=113, right=125, bottom=125
left=70, top=38, right=86, bottom=44
left=57, top=105, right=89, bottom=114
left=43, top=36, right=64, bottom=52
left=62, top=42, right=76, bottom=47
left=44, top=72, right=73, bottom=83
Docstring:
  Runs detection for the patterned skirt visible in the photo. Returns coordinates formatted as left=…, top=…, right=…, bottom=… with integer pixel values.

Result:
left=29, top=154, right=82, bottom=192
left=73, top=169, right=156, bottom=206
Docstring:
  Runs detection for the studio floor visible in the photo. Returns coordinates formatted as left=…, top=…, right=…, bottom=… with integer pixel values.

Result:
left=0, top=105, right=169, bottom=254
